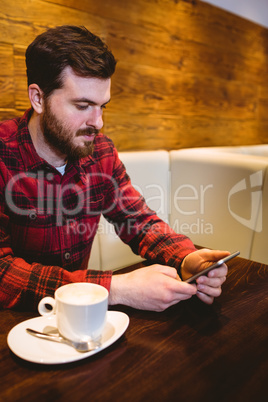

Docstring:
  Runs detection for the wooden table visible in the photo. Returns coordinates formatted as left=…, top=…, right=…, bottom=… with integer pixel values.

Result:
left=0, top=256, right=267, bottom=402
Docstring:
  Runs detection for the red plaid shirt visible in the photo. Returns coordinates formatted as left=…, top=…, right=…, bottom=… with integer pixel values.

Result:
left=0, top=109, right=196, bottom=310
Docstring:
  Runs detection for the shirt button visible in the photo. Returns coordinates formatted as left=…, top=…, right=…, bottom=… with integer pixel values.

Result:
left=64, top=252, right=71, bottom=260
left=29, top=211, right=37, bottom=220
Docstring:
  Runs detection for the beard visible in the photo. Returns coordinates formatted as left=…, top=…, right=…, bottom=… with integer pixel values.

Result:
left=41, top=100, right=99, bottom=161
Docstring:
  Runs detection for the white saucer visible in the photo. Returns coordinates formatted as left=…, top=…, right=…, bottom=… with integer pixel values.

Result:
left=7, top=310, right=129, bottom=365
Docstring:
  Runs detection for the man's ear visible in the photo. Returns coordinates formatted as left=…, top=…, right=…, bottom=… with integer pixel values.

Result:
left=28, top=84, right=44, bottom=114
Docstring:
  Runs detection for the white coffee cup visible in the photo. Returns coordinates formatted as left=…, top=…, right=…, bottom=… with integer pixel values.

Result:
left=38, top=283, right=108, bottom=342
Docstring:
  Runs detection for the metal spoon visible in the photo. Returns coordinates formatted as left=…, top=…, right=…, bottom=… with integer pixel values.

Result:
left=26, top=328, right=101, bottom=353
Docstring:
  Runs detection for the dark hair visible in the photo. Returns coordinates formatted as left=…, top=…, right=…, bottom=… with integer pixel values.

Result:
left=26, top=25, right=116, bottom=98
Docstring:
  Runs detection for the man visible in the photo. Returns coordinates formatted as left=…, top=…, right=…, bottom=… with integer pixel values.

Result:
left=0, top=25, right=229, bottom=311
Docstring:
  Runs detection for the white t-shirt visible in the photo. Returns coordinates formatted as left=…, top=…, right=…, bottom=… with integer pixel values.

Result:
left=55, top=164, right=67, bottom=175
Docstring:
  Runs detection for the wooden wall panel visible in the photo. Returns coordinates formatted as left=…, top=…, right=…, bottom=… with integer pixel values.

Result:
left=110, top=63, right=258, bottom=118
left=0, top=0, right=268, bottom=150
left=0, top=44, right=14, bottom=109
left=105, top=112, right=263, bottom=151
left=14, top=46, right=30, bottom=111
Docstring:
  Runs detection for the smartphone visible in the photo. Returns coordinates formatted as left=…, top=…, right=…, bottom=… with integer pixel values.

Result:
left=185, top=251, right=240, bottom=283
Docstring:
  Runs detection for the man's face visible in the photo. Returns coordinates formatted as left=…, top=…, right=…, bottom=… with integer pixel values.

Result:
left=41, top=67, right=111, bottom=160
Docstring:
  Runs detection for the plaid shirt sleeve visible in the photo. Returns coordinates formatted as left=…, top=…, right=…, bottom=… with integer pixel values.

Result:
left=0, top=253, right=112, bottom=311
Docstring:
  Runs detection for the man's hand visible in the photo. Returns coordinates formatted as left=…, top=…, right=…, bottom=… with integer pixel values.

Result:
left=109, top=265, right=197, bottom=312
left=181, top=248, right=230, bottom=305
left=109, top=249, right=230, bottom=311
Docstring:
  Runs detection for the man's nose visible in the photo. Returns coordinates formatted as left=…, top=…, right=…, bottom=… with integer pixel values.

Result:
left=86, top=108, right=103, bottom=130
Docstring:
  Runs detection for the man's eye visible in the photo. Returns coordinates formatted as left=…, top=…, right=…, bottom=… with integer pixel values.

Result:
left=75, top=104, right=89, bottom=110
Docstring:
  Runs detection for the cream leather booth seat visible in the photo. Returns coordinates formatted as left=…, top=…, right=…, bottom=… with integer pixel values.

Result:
left=184, top=145, right=268, bottom=264
left=170, top=148, right=268, bottom=263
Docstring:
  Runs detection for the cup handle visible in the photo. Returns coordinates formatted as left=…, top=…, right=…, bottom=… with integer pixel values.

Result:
left=38, top=296, right=56, bottom=316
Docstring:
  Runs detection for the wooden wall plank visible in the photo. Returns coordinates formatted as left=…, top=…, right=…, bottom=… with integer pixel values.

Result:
left=14, top=46, right=31, bottom=111
left=105, top=112, right=266, bottom=151
left=0, top=78, right=14, bottom=108
left=0, top=44, right=14, bottom=75
left=1, top=0, right=105, bottom=39
left=0, top=19, right=36, bottom=47
left=110, top=63, right=258, bottom=119
left=106, top=26, right=268, bottom=86
left=0, top=44, right=14, bottom=109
